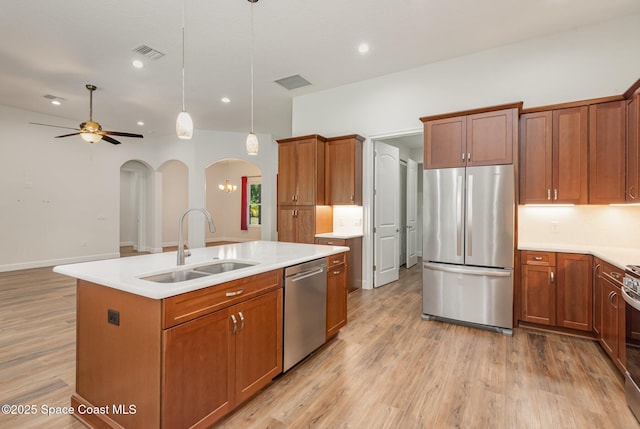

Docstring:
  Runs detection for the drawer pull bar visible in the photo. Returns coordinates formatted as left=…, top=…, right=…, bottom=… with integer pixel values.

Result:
left=533, top=256, right=543, bottom=261
left=226, top=289, right=245, bottom=297
left=610, top=272, right=621, bottom=280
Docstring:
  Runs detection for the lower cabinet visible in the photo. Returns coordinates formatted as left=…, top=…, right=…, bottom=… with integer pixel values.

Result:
left=326, top=252, right=348, bottom=339
left=519, top=251, right=592, bottom=332
left=315, top=236, right=362, bottom=292
left=595, top=258, right=626, bottom=373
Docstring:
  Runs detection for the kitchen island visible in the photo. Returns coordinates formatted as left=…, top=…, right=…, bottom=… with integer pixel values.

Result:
left=53, top=241, right=349, bottom=429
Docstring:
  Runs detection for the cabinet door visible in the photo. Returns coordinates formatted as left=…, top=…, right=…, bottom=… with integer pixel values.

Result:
left=295, top=206, right=316, bottom=244
left=163, top=308, right=234, bottom=429
left=424, top=116, right=466, bottom=169
left=235, top=289, right=283, bottom=404
left=277, top=207, right=297, bottom=243
left=627, top=95, right=640, bottom=202
left=296, top=137, right=322, bottom=205
left=278, top=142, right=299, bottom=205
left=326, top=262, right=347, bottom=339
left=326, top=137, right=362, bottom=205
left=589, top=101, right=626, bottom=204
left=466, top=108, right=514, bottom=166
left=600, top=278, right=619, bottom=359
left=520, top=265, right=556, bottom=326
left=520, top=111, right=553, bottom=204
left=556, top=253, right=592, bottom=332
left=553, top=107, right=588, bottom=204
left=593, top=262, right=602, bottom=336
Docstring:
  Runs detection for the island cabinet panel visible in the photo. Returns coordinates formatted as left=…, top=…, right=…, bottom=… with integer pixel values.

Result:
left=589, top=100, right=626, bottom=204
left=326, top=253, right=348, bottom=339
left=520, top=107, right=588, bottom=204
left=423, top=106, right=516, bottom=169
left=325, top=135, right=364, bottom=205
left=627, top=94, right=640, bottom=202
left=556, top=253, right=593, bottom=331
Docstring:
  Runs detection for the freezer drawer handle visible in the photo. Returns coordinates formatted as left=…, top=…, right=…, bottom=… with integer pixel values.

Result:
left=423, top=263, right=511, bottom=277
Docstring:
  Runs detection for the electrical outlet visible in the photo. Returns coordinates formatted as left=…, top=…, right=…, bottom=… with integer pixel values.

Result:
left=108, top=309, right=120, bottom=326
left=551, top=221, right=560, bottom=233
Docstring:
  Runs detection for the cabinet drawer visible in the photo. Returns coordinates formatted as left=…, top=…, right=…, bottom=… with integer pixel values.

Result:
left=316, top=237, right=347, bottom=246
left=521, top=251, right=556, bottom=266
left=327, top=252, right=347, bottom=268
left=163, top=269, right=283, bottom=329
left=599, top=260, right=624, bottom=286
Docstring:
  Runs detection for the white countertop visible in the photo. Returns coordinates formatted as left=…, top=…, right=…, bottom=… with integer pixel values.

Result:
left=518, top=242, right=640, bottom=270
left=315, top=232, right=363, bottom=239
left=53, top=241, right=349, bottom=299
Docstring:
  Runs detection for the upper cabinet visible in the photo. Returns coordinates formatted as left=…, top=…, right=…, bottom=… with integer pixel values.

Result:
left=628, top=93, right=640, bottom=202
left=325, top=135, right=364, bottom=205
left=589, top=100, right=626, bottom=204
left=277, top=135, right=326, bottom=206
left=519, top=106, right=588, bottom=204
left=422, top=104, right=520, bottom=169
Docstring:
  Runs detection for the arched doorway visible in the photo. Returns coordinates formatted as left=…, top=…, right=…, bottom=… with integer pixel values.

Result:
left=120, top=160, right=154, bottom=254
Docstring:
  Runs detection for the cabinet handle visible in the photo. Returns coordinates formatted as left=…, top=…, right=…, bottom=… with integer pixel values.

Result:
left=461, top=153, right=465, bottom=162
left=554, top=189, right=558, bottom=200
left=593, top=263, right=601, bottom=277
left=231, top=314, right=237, bottom=334
left=225, top=289, right=245, bottom=297
left=550, top=271, right=555, bottom=283
left=238, top=312, right=245, bottom=331
left=350, top=195, right=354, bottom=201
left=610, top=271, right=621, bottom=280
left=467, top=152, right=471, bottom=162
left=547, top=189, right=551, bottom=201
left=327, top=241, right=334, bottom=245
left=332, top=259, right=341, bottom=264
left=533, top=256, right=543, bottom=261
left=630, top=186, right=637, bottom=200
left=610, top=291, right=618, bottom=309
left=333, top=270, right=342, bottom=275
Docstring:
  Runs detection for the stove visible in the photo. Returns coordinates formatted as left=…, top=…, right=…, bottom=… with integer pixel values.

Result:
left=623, top=265, right=640, bottom=422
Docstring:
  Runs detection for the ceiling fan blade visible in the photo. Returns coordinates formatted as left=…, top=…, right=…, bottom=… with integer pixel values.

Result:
left=29, top=122, right=80, bottom=131
left=103, top=131, right=144, bottom=138
left=101, top=135, right=122, bottom=145
left=54, top=132, right=82, bottom=138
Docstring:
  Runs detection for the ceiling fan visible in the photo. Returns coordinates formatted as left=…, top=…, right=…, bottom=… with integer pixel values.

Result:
left=30, top=84, right=144, bottom=145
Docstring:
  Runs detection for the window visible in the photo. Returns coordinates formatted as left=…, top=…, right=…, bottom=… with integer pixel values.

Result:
left=248, top=178, right=261, bottom=226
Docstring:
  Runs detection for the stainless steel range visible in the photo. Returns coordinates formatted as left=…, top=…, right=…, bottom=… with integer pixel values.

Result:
left=622, top=264, right=640, bottom=422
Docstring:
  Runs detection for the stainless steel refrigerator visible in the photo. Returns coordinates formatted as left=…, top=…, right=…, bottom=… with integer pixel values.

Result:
left=422, top=164, right=514, bottom=335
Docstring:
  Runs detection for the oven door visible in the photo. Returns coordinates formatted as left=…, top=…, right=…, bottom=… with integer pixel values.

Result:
left=622, top=285, right=640, bottom=422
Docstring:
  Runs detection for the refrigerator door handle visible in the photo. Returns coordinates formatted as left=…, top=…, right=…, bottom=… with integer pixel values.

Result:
left=423, top=262, right=512, bottom=278
left=456, top=175, right=463, bottom=257
left=467, top=174, right=473, bottom=257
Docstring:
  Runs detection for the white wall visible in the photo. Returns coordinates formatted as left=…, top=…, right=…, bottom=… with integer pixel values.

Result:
left=0, top=105, right=277, bottom=271
left=291, top=14, right=640, bottom=289
left=159, top=160, right=189, bottom=247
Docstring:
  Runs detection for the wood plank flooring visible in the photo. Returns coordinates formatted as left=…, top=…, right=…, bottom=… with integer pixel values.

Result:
left=1, top=260, right=639, bottom=428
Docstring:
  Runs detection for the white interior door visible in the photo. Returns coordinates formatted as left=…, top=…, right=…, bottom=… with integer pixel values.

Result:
left=406, top=158, right=418, bottom=268
left=374, top=142, right=400, bottom=287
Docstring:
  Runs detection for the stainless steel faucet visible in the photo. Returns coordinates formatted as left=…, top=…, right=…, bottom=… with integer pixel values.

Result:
left=177, top=208, right=216, bottom=265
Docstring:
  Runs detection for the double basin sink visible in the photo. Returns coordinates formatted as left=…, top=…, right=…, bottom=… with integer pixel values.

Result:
left=140, top=260, right=256, bottom=283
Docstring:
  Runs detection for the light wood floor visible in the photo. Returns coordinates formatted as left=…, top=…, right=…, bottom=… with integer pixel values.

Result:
left=1, top=261, right=639, bottom=428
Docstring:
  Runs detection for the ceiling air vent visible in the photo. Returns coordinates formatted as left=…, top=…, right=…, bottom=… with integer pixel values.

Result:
left=132, top=44, right=165, bottom=60
left=274, top=74, right=312, bottom=91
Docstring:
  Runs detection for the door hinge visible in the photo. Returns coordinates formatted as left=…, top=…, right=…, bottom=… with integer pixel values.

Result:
left=373, top=227, right=377, bottom=233
left=373, top=265, right=377, bottom=272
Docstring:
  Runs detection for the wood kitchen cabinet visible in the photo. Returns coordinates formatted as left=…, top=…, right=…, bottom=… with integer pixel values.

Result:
left=325, top=252, right=348, bottom=339
left=73, top=270, right=283, bottom=429
left=628, top=93, right=640, bottom=202
left=595, top=258, right=626, bottom=373
left=422, top=104, right=519, bottom=169
left=315, top=236, right=362, bottom=292
left=278, top=206, right=332, bottom=244
left=589, top=100, right=626, bottom=204
left=277, top=134, right=326, bottom=206
left=519, top=106, right=588, bottom=204
left=519, top=251, right=592, bottom=332
left=325, top=134, right=364, bottom=205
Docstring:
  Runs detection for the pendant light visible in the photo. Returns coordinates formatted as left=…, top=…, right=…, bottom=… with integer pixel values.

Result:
left=176, top=0, right=193, bottom=139
left=245, top=0, right=259, bottom=155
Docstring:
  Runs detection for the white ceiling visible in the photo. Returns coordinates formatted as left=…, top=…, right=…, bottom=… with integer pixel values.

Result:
left=2, top=0, right=639, bottom=141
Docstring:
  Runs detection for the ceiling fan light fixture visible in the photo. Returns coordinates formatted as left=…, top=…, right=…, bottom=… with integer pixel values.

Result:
left=176, top=111, right=193, bottom=139
left=80, top=132, right=103, bottom=143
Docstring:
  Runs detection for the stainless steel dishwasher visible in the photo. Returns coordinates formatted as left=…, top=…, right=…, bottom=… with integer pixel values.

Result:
left=283, top=258, right=327, bottom=372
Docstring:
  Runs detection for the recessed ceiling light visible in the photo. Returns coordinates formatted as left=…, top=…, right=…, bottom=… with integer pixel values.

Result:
left=221, top=97, right=231, bottom=103
left=51, top=100, right=61, bottom=106
left=358, top=43, right=370, bottom=54
left=132, top=59, right=144, bottom=69
left=137, top=121, right=144, bottom=126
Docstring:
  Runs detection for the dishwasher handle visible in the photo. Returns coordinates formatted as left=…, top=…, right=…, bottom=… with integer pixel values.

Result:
left=288, top=267, right=325, bottom=282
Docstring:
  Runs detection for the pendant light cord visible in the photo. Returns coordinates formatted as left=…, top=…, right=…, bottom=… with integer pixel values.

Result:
left=250, top=1, right=255, bottom=134
left=181, top=1, right=186, bottom=112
